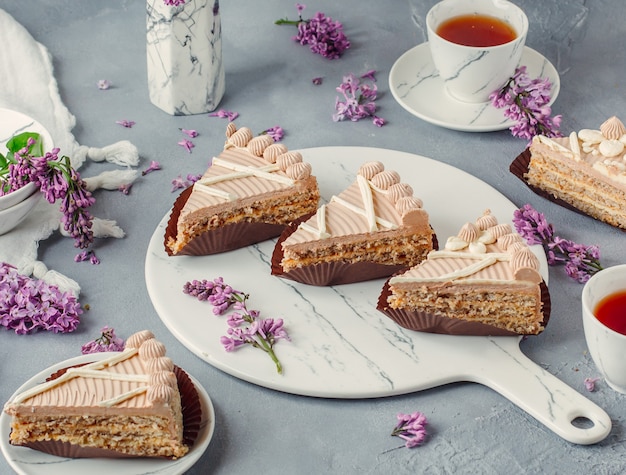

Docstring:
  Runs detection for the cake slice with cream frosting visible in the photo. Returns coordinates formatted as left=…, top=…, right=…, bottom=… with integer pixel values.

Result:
left=3, top=330, right=196, bottom=459
left=513, top=116, right=626, bottom=230
left=271, top=161, right=436, bottom=285
left=165, top=123, right=320, bottom=255
left=378, top=210, right=550, bottom=336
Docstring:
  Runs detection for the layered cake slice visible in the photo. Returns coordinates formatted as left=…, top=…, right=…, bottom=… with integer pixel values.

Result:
left=165, top=123, right=320, bottom=255
left=3, top=330, right=199, bottom=459
left=511, top=116, right=626, bottom=230
left=271, top=161, right=436, bottom=285
left=378, top=210, right=550, bottom=336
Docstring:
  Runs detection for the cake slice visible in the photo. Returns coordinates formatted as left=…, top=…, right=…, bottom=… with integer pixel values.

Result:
left=165, top=123, right=320, bottom=255
left=378, top=210, right=550, bottom=336
left=511, top=116, right=626, bottom=230
left=271, top=161, right=436, bottom=285
left=3, top=330, right=197, bottom=459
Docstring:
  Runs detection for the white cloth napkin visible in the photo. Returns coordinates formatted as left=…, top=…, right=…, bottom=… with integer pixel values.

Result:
left=0, top=9, right=140, bottom=294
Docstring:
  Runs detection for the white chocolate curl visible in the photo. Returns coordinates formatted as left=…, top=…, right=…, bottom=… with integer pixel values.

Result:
left=358, top=161, right=384, bottom=180
left=598, top=139, right=624, bottom=157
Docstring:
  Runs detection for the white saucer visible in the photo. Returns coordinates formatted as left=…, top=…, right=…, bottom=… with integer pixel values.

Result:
left=389, top=44, right=560, bottom=132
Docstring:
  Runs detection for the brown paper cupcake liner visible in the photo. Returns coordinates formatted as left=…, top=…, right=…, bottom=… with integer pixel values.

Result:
left=271, top=216, right=438, bottom=286
left=16, top=363, right=203, bottom=459
left=376, top=279, right=551, bottom=336
left=163, top=185, right=285, bottom=256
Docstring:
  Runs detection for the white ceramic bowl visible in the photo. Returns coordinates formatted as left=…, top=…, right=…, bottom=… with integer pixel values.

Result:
left=0, top=108, right=54, bottom=212
left=0, top=189, right=42, bottom=235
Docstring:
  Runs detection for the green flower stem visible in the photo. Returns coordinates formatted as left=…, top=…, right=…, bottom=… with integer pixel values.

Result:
left=255, top=336, right=283, bottom=375
left=274, top=18, right=304, bottom=26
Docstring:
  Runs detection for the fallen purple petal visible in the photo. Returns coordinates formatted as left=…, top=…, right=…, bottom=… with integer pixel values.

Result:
left=115, top=119, right=135, bottom=128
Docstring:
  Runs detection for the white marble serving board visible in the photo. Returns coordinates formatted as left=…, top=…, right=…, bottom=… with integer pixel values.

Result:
left=145, top=147, right=610, bottom=445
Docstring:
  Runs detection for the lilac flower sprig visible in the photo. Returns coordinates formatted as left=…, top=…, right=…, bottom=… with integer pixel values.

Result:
left=391, top=412, right=428, bottom=448
left=183, top=277, right=289, bottom=374
left=0, top=262, right=82, bottom=334
left=81, top=326, right=125, bottom=354
left=512, top=204, right=603, bottom=283
left=333, top=71, right=385, bottom=127
left=275, top=3, right=350, bottom=60
left=490, top=66, right=562, bottom=142
left=1, top=134, right=95, bottom=252
left=260, top=126, right=285, bottom=142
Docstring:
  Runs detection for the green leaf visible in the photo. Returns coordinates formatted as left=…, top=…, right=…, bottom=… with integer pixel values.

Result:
left=5, top=132, right=43, bottom=158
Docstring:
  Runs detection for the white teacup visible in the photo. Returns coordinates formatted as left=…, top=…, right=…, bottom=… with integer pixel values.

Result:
left=426, top=0, right=528, bottom=103
left=581, top=264, right=626, bottom=394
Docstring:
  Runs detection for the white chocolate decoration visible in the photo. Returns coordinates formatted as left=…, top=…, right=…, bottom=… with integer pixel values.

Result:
left=598, top=139, right=624, bottom=157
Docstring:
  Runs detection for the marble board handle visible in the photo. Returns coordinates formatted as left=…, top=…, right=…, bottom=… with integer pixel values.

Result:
left=467, top=338, right=612, bottom=445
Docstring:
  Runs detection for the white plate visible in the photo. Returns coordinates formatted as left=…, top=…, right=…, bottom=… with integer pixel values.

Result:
left=389, top=44, right=560, bottom=132
left=146, top=147, right=611, bottom=445
left=0, top=108, right=54, bottom=210
left=0, top=353, right=215, bottom=475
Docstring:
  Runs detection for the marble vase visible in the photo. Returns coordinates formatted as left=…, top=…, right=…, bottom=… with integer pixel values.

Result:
left=146, top=0, right=225, bottom=115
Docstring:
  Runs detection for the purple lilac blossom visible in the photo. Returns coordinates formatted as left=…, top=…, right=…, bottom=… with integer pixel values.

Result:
left=115, top=119, right=135, bottom=128
left=209, top=109, right=239, bottom=121
left=333, top=72, right=385, bottom=127
left=81, top=326, right=125, bottom=354
left=490, top=66, right=562, bottom=141
left=142, top=160, right=162, bottom=176
left=183, top=277, right=289, bottom=373
left=261, top=126, right=285, bottom=142
left=97, top=79, right=111, bottom=90
left=391, top=412, right=428, bottom=448
left=512, top=204, right=603, bottom=283
left=584, top=377, right=600, bottom=392
left=0, top=262, right=82, bottom=334
left=180, top=128, right=199, bottom=138
left=10, top=144, right=95, bottom=252
left=178, top=138, right=195, bottom=153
